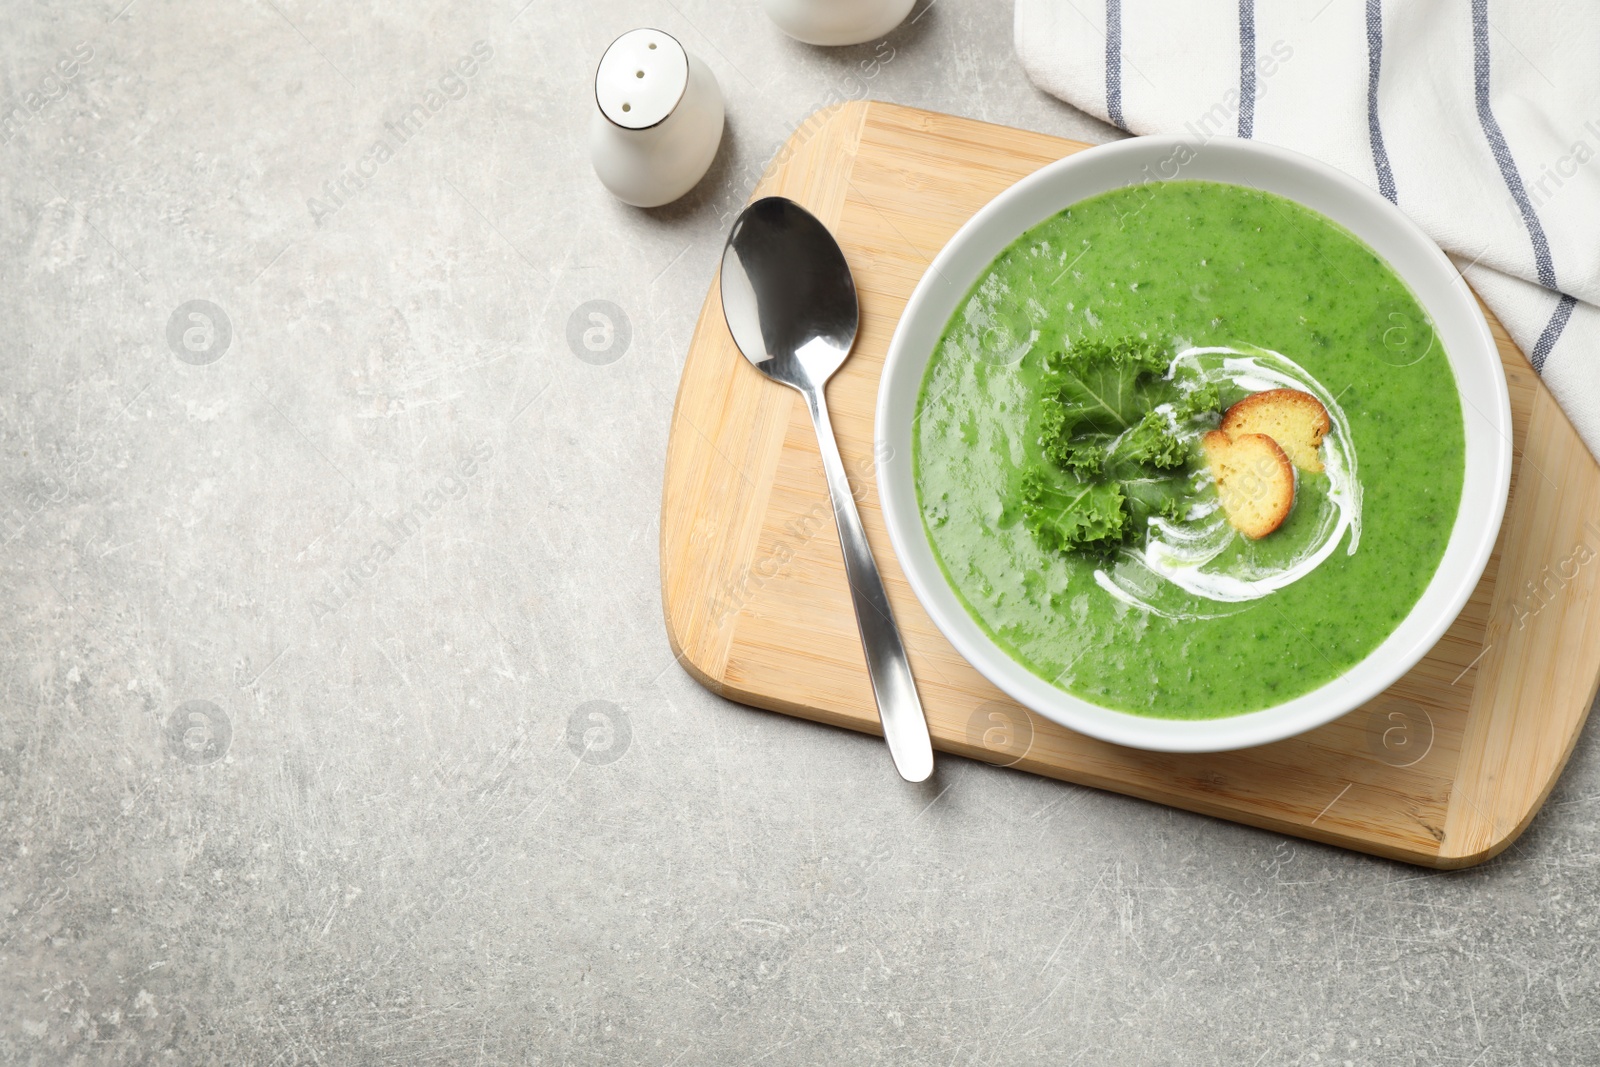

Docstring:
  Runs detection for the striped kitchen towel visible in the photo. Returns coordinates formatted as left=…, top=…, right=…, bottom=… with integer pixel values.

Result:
left=1014, top=0, right=1600, bottom=460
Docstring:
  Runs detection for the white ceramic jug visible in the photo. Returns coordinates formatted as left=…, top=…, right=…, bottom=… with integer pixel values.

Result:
left=759, top=0, right=915, bottom=46
left=589, top=28, right=725, bottom=208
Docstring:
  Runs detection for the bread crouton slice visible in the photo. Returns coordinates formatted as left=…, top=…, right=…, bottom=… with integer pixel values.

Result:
left=1220, top=389, right=1331, bottom=473
left=1202, top=430, right=1295, bottom=539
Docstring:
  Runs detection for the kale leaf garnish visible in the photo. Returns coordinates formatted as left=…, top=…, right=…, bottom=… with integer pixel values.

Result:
left=1021, top=337, right=1219, bottom=556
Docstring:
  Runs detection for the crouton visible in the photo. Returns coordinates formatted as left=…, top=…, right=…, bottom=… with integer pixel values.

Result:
left=1201, top=430, right=1296, bottom=539
left=1220, top=389, right=1331, bottom=473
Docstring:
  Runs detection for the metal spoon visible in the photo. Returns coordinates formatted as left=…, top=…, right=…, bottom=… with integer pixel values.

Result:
left=720, top=196, right=935, bottom=783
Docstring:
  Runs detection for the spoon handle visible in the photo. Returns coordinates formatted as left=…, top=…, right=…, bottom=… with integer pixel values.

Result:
left=799, top=382, right=935, bottom=783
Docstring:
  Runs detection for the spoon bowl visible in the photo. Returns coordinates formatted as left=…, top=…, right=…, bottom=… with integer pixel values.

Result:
left=721, top=197, right=858, bottom=388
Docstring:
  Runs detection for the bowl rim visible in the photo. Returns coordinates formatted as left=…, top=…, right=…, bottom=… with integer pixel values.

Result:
left=874, top=134, right=1513, bottom=753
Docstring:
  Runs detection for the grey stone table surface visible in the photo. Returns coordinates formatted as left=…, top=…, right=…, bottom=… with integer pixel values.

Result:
left=2, top=1, right=1597, bottom=1064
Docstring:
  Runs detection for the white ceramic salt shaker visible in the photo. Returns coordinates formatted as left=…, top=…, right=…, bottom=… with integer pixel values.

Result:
left=589, top=28, right=724, bottom=208
left=759, top=0, right=915, bottom=46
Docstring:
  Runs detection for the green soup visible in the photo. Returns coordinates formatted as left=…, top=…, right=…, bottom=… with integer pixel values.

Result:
left=913, top=180, right=1465, bottom=719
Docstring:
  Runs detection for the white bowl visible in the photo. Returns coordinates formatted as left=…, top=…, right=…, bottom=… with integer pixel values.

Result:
left=875, top=136, right=1512, bottom=753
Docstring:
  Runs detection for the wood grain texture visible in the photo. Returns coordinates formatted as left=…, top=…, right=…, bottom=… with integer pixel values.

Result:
left=659, top=101, right=1600, bottom=868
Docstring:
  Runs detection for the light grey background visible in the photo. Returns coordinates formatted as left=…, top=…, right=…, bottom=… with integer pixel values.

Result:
left=3, top=1, right=1597, bottom=1064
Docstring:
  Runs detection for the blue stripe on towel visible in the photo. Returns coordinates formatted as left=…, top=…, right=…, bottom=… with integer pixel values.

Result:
left=1238, top=0, right=1255, bottom=138
left=1364, top=0, right=1397, bottom=202
left=1105, top=0, right=1126, bottom=130
left=1472, top=0, right=1558, bottom=292
left=1531, top=293, right=1576, bottom=373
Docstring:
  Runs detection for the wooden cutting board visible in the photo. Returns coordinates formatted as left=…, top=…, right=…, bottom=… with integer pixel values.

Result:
left=659, top=101, right=1600, bottom=868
